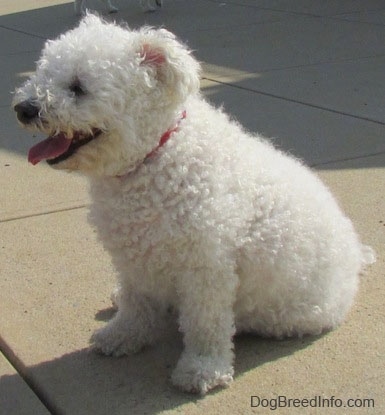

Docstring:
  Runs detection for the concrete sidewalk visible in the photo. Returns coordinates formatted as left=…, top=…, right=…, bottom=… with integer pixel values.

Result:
left=0, top=1, right=384, bottom=414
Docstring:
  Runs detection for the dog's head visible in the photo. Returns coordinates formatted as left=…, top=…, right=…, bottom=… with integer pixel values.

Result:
left=13, top=14, right=200, bottom=176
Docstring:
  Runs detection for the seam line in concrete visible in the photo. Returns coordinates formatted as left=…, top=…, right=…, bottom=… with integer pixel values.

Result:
left=327, top=15, right=385, bottom=28
left=0, top=24, right=46, bottom=40
left=311, top=150, right=385, bottom=168
left=0, top=204, right=88, bottom=223
left=202, top=51, right=385, bottom=80
left=0, top=335, right=58, bottom=414
left=212, top=1, right=385, bottom=20
left=206, top=0, right=321, bottom=17
left=203, top=77, right=385, bottom=126
left=245, top=53, right=385, bottom=74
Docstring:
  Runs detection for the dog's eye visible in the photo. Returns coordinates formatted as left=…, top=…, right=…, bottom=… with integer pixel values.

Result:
left=69, top=79, right=86, bottom=97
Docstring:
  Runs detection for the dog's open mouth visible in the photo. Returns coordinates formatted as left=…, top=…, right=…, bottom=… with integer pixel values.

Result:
left=28, top=129, right=102, bottom=165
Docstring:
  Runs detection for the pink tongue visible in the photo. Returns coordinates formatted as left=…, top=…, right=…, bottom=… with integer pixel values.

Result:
left=28, top=133, right=72, bottom=165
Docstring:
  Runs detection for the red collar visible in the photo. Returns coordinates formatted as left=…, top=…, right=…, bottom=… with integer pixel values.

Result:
left=145, top=110, right=186, bottom=160
left=116, top=110, right=186, bottom=178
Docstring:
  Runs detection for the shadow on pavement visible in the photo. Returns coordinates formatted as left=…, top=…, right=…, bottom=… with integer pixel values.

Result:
left=0, top=322, right=319, bottom=414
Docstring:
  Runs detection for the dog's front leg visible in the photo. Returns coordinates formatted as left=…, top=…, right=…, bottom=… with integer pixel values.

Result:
left=172, top=266, right=238, bottom=394
left=90, top=289, right=166, bottom=356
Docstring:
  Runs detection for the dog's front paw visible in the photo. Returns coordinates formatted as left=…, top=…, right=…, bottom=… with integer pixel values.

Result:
left=171, top=353, right=234, bottom=395
left=90, top=319, right=144, bottom=356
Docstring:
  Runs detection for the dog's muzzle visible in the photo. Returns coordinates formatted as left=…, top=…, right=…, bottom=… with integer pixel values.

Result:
left=14, top=100, right=40, bottom=125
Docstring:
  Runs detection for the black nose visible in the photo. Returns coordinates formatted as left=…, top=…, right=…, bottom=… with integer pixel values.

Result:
left=14, top=100, right=40, bottom=124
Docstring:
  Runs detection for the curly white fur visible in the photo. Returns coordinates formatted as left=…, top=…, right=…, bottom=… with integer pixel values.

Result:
left=13, top=15, right=375, bottom=395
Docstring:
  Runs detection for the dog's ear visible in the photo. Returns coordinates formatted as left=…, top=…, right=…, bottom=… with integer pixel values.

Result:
left=140, top=43, right=166, bottom=66
left=138, top=28, right=201, bottom=102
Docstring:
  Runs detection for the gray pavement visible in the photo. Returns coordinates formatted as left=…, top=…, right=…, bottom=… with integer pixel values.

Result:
left=1, top=1, right=384, bottom=414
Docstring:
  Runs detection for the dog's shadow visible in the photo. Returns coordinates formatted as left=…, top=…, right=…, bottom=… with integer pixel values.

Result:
left=0, top=306, right=321, bottom=414
left=94, top=306, right=117, bottom=322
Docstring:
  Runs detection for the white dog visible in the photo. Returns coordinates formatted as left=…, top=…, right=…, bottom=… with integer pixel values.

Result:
left=74, top=0, right=162, bottom=15
left=13, top=15, right=374, bottom=394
